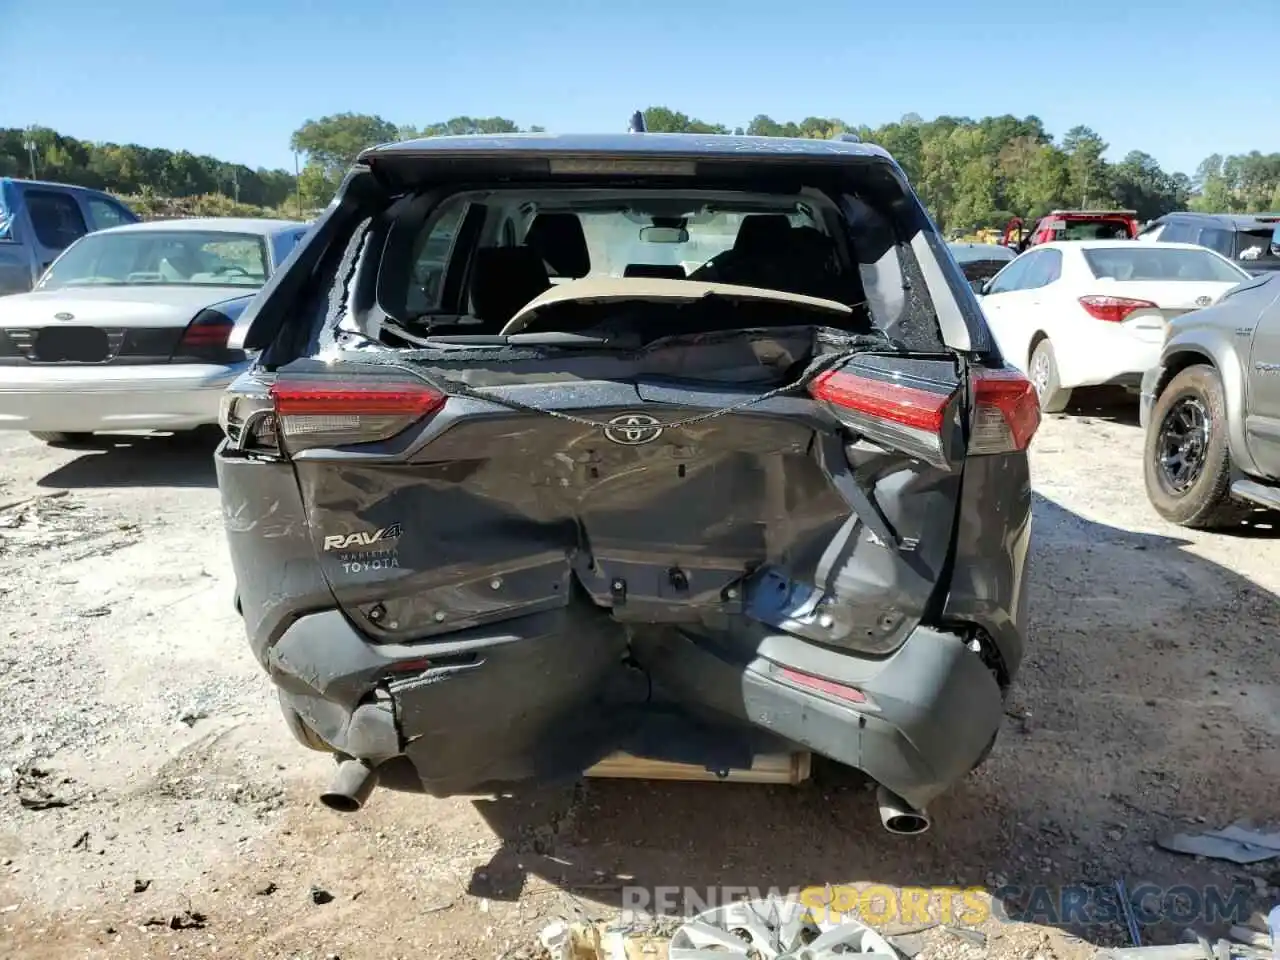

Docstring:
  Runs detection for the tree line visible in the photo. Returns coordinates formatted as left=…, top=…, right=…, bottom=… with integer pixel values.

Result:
left=4, top=109, right=1279, bottom=231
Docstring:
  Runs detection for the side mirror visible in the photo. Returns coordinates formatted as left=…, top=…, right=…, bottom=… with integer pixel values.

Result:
left=969, top=278, right=987, bottom=296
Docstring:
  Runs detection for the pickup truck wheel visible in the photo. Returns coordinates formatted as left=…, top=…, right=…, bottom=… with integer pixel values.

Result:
left=1028, top=340, right=1072, bottom=413
left=30, top=431, right=93, bottom=446
left=1143, top=364, right=1251, bottom=529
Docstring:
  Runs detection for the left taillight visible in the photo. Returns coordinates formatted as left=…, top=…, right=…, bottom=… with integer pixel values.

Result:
left=269, top=379, right=446, bottom=452
left=220, top=378, right=446, bottom=456
left=1078, top=295, right=1157, bottom=323
left=173, top=309, right=244, bottom=363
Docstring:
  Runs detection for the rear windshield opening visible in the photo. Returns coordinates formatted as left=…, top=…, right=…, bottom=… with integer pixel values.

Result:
left=342, top=182, right=959, bottom=353
left=1052, top=219, right=1133, bottom=241
left=1082, top=246, right=1250, bottom=283
left=1238, top=229, right=1280, bottom=263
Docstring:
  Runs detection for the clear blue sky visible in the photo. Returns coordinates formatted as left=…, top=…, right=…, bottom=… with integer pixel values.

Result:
left=2, top=0, right=1277, bottom=177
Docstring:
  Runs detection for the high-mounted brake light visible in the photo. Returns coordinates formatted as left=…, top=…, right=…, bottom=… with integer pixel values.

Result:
left=269, top=380, right=446, bottom=451
left=1078, top=295, right=1157, bottom=323
left=809, top=369, right=955, bottom=467
left=969, top=368, right=1040, bottom=455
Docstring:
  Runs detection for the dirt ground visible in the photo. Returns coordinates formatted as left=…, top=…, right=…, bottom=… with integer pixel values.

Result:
left=1, top=402, right=1279, bottom=960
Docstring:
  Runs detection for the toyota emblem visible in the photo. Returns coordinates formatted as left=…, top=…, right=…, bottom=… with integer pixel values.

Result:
left=1195, top=296, right=1212, bottom=307
left=603, top=413, right=664, bottom=445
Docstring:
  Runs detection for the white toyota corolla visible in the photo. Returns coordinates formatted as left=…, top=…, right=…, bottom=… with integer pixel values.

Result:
left=974, top=240, right=1252, bottom=412
left=0, top=216, right=308, bottom=443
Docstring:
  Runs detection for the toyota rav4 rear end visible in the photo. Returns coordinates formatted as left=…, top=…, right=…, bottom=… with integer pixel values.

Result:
left=215, top=133, right=1037, bottom=831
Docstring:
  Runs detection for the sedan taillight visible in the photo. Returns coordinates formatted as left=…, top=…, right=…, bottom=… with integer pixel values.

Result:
left=1078, top=295, right=1157, bottom=323
left=173, top=309, right=244, bottom=363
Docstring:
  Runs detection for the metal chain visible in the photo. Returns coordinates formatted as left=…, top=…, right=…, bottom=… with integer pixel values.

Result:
left=337, top=335, right=887, bottom=432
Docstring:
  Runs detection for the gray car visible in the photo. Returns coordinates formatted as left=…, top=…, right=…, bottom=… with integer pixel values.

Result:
left=215, top=132, right=1040, bottom=832
left=0, top=217, right=309, bottom=442
left=1140, top=273, right=1280, bottom=526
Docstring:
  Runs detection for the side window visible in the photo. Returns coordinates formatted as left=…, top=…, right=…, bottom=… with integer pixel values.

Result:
left=25, top=190, right=88, bottom=250
left=1160, top=221, right=1192, bottom=244
left=1196, top=227, right=1234, bottom=258
left=86, top=197, right=133, bottom=230
left=1023, top=249, right=1062, bottom=289
left=405, top=198, right=469, bottom=315
left=987, top=254, right=1034, bottom=294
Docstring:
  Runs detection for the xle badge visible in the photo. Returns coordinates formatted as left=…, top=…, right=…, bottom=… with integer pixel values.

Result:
left=323, top=523, right=403, bottom=551
left=603, top=413, right=664, bottom=445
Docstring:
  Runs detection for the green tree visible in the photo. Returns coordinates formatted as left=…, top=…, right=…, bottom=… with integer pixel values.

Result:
left=290, top=113, right=401, bottom=181
left=641, top=107, right=728, bottom=134
left=1061, top=125, right=1108, bottom=208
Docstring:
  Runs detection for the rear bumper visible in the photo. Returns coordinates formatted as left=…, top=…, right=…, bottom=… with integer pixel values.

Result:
left=1056, top=330, right=1161, bottom=391
left=267, top=606, right=1007, bottom=810
left=0, top=361, right=245, bottom=432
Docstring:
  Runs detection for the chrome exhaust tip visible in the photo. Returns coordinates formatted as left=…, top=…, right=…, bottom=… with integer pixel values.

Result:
left=320, top=759, right=378, bottom=812
left=876, top=784, right=931, bottom=835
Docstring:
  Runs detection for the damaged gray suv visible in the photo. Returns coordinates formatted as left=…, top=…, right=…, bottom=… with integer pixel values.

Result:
left=216, top=133, right=1039, bottom=833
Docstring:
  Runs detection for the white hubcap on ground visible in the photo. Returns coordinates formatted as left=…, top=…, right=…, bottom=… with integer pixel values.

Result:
left=668, top=897, right=899, bottom=960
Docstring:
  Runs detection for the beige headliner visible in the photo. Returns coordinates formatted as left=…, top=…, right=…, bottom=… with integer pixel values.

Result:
left=499, top=276, right=852, bottom=335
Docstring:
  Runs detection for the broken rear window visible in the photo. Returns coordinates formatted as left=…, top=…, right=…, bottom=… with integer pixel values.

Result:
left=333, top=181, right=966, bottom=354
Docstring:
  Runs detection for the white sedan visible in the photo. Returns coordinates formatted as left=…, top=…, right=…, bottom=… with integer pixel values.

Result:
left=0, top=217, right=308, bottom=443
left=975, top=240, right=1252, bottom=412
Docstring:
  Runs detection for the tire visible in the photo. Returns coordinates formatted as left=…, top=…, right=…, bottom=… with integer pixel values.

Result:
left=30, top=431, right=93, bottom=446
left=1028, top=339, right=1072, bottom=413
left=1143, top=364, right=1252, bottom=529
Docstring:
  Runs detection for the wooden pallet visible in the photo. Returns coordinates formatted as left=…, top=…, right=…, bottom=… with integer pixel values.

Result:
left=585, top=750, right=812, bottom=785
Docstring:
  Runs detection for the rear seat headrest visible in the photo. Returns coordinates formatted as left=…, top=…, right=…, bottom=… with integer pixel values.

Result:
left=733, top=214, right=792, bottom=256
left=469, top=247, right=551, bottom=326
left=525, top=213, right=590, bottom=278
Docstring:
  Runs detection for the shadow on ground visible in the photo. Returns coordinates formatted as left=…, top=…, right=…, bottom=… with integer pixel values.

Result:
left=1064, top=388, right=1141, bottom=427
left=36, top=430, right=219, bottom=489
left=461, top=493, right=1280, bottom=948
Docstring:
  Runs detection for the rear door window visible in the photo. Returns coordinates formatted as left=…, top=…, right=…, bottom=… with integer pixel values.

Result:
left=86, top=197, right=134, bottom=230
left=986, top=254, right=1033, bottom=294
left=1196, top=227, right=1234, bottom=258
left=25, top=190, right=88, bottom=250
left=405, top=198, right=469, bottom=315
left=1022, top=249, right=1062, bottom=288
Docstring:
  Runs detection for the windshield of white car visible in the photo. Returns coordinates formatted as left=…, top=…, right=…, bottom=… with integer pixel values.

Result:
left=1082, top=247, right=1250, bottom=283
left=39, top=231, right=269, bottom=290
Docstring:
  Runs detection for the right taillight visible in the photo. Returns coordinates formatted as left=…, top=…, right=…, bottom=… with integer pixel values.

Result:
left=269, top=378, right=446, bottom=452
left=173, top=309, right=244, bottom=363
left=969, top=367, right=1040, bottom=455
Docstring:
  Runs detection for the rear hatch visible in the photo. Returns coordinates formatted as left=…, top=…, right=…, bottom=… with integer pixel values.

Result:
left=266, top=336, right=1006, bottom=654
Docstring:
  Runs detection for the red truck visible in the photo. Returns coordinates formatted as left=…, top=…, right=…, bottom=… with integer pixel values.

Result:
left=1001, top=209, right=1139, bottom=252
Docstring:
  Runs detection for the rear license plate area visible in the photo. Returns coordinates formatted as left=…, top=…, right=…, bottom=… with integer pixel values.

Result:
left=34, top=327, right=110, bottom=362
